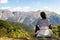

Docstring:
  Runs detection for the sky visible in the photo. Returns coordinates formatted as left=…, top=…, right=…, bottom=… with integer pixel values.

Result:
left=0, top=0, right=60, bottom=14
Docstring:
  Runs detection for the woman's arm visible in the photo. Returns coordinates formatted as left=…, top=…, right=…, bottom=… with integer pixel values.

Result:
left=35, top=25, right=40, bottom=33
left=49, top=24, right=52, bottom=29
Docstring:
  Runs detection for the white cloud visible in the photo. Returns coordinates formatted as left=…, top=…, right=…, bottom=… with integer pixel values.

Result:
left=0, top=0, right=8, bottom=3
left=46, top=7, right=60, bottom=14
left=52, top=9, right=60, bottom=14
left=22, top=7, right=31, bottom=12
left=10, top=6, right=31, bottom=12
left=11, top=7, right=22, bottom=11
left=0, top=6, right=32, bottom=12
left=0, top=7, right=11, bottom=9
left=40, top=6, right=51, bottom=11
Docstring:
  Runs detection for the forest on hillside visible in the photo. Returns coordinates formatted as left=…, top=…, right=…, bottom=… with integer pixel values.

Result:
left=0, top=20, right=60, bottom=40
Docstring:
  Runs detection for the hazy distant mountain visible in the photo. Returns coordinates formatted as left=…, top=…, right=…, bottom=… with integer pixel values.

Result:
left=0, top=9, right=14, bottom=20
left=7, top=10, right=40, bottom=23
left=0, top=9, right=60, bottom=28
left=50, top=15, right=60, bottom=25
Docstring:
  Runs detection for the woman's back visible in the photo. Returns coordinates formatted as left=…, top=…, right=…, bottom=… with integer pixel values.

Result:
left=37, top=18, right=50, bottom=29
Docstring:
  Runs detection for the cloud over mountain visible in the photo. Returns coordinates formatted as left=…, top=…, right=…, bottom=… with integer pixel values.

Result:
left=0, top=6, right=34, bottom=12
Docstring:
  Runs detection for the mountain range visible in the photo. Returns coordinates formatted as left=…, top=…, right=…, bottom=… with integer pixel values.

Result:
left=0, top=9, right=60, bottom=28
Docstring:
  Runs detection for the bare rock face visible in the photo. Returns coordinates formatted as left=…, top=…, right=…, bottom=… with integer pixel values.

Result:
left=0, top=9, right=14, bottom=20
